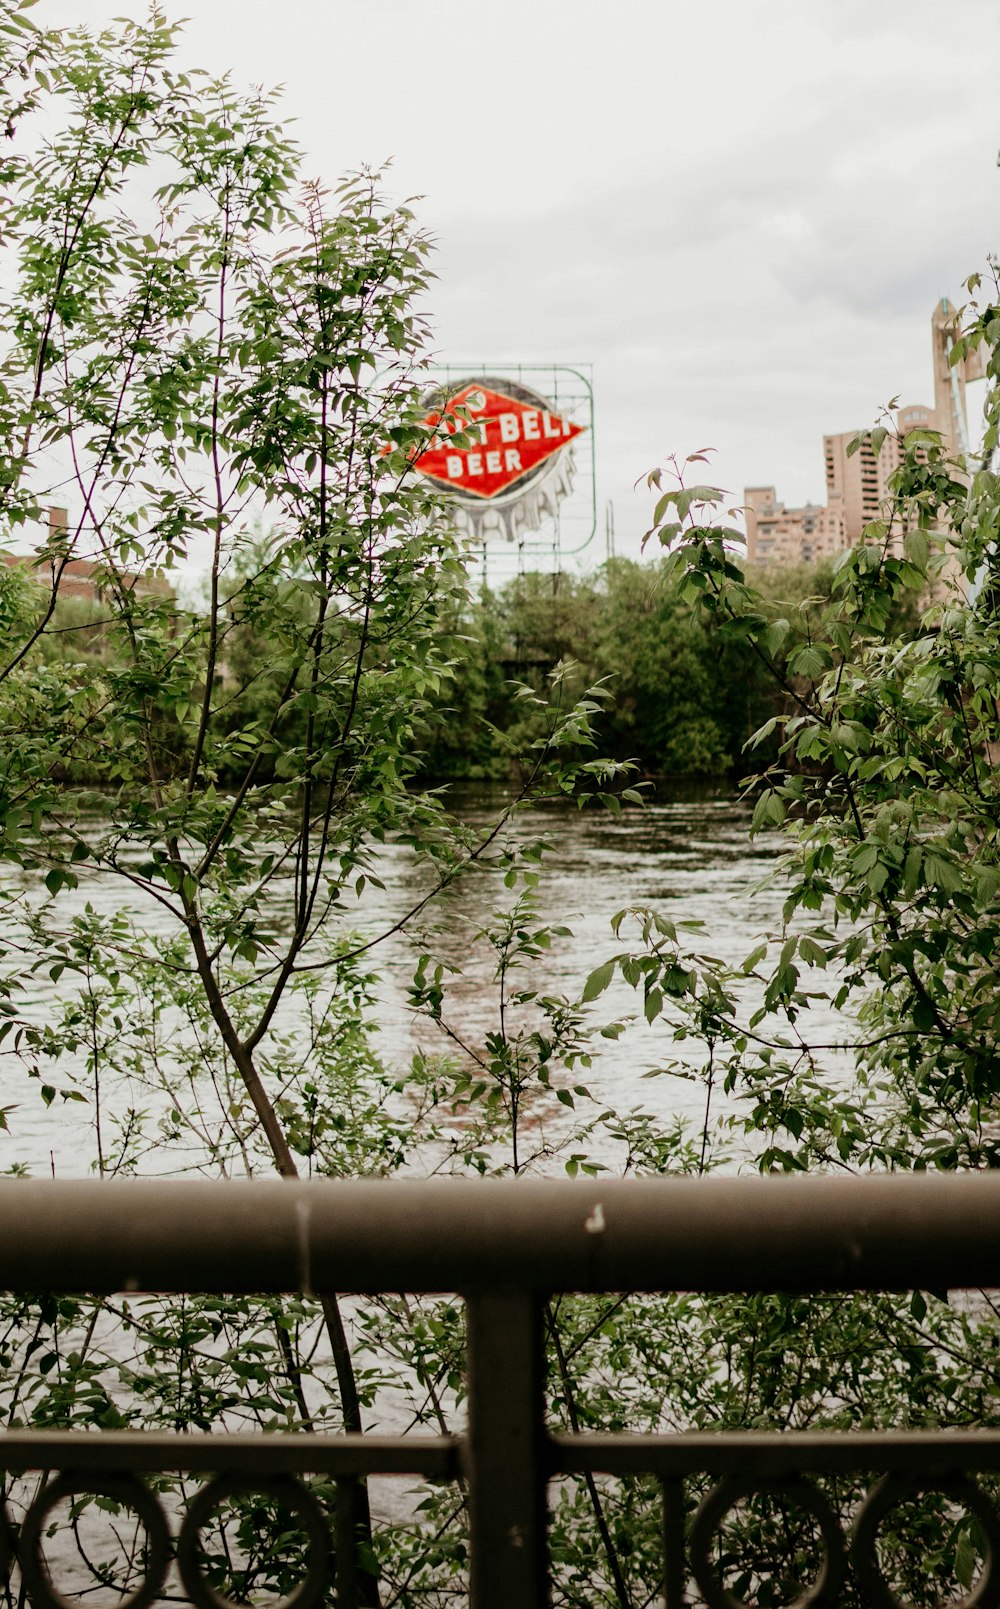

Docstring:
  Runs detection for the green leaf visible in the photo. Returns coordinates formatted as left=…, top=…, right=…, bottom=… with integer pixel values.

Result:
left=742, top=942, right=768, bottom=973
left=652, top=490, right=678, bottom=525
left=751, top=791, right=785, bottom=831
left=747, top=716, right=779, bottom=750
left=786, top=643, right=832, bottom=679
left=764, top=619, right=789, bottom=657
left=924, top=853, right=963, bottom=894
left=904, top=848, right=922, bottom=898
left=582, top=959, right=616, bottom=1002
left=903, top=529, right=929, bottom=571
left=975, top=866, right=1000, bottom=904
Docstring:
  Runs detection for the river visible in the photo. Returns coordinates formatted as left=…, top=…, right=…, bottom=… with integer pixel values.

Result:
left=0, top=783, right=849, bottom=1178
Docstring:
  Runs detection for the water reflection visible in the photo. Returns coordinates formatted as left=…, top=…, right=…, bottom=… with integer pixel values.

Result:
left=364, top=784, right=791, bottom=1128
left=1, top=784, right=843, bottom=1177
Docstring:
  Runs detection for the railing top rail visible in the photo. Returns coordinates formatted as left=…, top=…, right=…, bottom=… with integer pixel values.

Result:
left=1, top=1174, right=998, bottom=1295
left=0, top=1429, right=460, bottom=1477
left=6, top=1425, right=1000, bottom=1481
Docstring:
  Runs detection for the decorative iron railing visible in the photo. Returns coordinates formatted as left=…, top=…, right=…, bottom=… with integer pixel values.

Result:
left=2, top=1175, right=1000, bottom=1609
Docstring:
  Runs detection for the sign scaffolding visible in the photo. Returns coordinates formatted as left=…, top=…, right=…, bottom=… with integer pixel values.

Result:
left=413, top=364, right=595, bottom=574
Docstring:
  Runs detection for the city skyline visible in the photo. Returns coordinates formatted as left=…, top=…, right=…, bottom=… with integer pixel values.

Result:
left=745, top=298, right=991, bottom=565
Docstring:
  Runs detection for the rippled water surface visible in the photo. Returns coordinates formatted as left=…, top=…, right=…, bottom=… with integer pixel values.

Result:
left=1, top=784, right=847, bottom=1176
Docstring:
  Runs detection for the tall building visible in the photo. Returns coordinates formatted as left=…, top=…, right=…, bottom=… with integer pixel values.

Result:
left=744, top=486, right=846, bottom=566
left=929, top=295, right=988, bottom=457
left=821, top=405, right=935, bottom=540
left=745, top=300, right=988, bottom=564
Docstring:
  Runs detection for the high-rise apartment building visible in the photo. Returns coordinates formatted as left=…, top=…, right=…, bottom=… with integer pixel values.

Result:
left=744, top=486, right=846, bottom=566
left=745, top=301, right=987, bottom=565
left=821, top=404, right=936, bottom=539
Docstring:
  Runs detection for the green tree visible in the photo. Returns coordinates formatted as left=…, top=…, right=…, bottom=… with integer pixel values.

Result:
left=591, top=556, right=737, bottom=773
left=422, top=556, right=840, bottom=782
left=0, top=6, right=622, bottom=1599
left=634, top=337, right=1000, bottom=1171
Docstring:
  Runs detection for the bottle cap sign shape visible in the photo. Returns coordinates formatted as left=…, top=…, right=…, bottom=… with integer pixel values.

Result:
left=413, top=381, right=586, bottom=504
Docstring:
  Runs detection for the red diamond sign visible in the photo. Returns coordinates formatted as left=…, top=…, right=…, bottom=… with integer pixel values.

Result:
left=412, top=382, right=585, bottom=501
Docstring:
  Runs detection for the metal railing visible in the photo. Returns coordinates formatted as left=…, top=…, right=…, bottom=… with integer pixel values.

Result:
left=3, top=1174, right=1000, bottom=1608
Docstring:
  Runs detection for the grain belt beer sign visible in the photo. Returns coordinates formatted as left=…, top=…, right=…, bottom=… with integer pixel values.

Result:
left=413, top=376, right=587, bottom=544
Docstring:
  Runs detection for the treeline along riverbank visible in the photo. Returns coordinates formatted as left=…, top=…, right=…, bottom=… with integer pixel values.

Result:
left=420, top=555, right=842, bottom=780
left=21, top=549, right=923, bottom=789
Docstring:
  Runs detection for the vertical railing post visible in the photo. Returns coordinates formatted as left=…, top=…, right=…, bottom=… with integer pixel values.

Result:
left=662, top=1477, right=687, bottom=1609
left=334, top=1477, right=360, bottom=1609
left=464, top=1289, right=548, bottom=1609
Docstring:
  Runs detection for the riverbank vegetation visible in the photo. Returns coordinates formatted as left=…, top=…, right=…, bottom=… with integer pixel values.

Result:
left=20, top=539, right=929, bottom=788
left=2, top=2, right=1000, bottom=1605
left=11, top=552, right=910, bottom=784
left=419, top=557, right=835, bottom=781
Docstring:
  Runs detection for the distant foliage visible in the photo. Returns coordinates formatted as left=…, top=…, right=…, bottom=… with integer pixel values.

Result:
left=419, top=555, right=860, bottom=780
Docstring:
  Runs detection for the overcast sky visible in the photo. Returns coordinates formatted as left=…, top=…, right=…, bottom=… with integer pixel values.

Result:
left=36, top=0, right=1000, bottom=565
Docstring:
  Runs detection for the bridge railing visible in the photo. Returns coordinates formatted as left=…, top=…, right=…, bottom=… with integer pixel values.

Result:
left=2, top=1174, right=1000, bottom=1609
